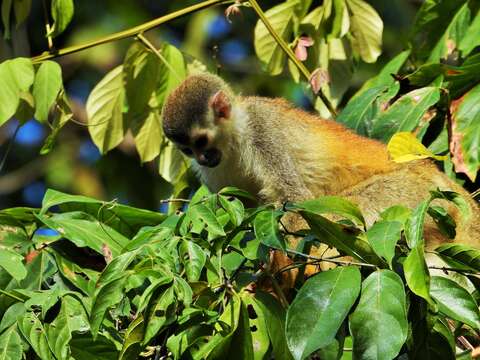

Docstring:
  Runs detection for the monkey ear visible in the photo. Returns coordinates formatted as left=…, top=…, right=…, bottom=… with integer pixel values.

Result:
left=210, top=90, right=231, bottom=121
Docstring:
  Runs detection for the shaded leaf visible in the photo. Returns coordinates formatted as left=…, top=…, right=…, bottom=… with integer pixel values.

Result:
left=404, top=245, right=434, bottom=306
left=349, top=270, right=408, bottom=360
left=286, top=267, right=361, bottom=360
left=366, top=220, right=402, bottom=267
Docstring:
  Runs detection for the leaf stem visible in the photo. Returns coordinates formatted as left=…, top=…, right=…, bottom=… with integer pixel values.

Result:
left=32, top=0, right=230, bottom=64
left=248, top=0, right=337, bottom=118
left=136, top=33, right=182, bottom=81
left=0, top=289, right=25, bottom=302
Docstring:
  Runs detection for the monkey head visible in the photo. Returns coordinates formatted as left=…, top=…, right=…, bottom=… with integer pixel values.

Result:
left=162, top=73, right=235, bottom=168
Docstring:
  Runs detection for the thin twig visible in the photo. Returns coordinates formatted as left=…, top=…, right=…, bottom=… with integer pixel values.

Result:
left=136, top=33, right=182, bottom=81
left=159, top=198, right=191, bottom=204
left=248, top=0, right=337, bottom=118
left=428, top=266, right=479, bottom=276
left=32, top=0, right=230, bottom=63
left=0, top=123, right=20, bottom=173
left=471, top=188, right=480, bottom=199
left=0, top=289, right=25, bottom=302
left=285, top=248, right=377, bottom=268
left=41, top=0, right=54, bottom=50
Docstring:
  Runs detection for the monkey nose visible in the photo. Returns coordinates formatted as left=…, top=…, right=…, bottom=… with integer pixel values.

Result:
left=197, top=149, right=222, bottom=167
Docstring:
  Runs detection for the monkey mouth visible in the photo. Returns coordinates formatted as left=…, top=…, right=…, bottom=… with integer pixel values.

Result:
left=197, top=149, right=222, bottom=167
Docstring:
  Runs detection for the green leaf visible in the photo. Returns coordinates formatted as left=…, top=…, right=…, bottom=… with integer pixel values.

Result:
left=0, top=248, right=27, bottom=281
left=450, top=82, right=480, bottom=181
left=13, top=0, right=31, bottom=27
left=337, top=85, right=390, bottom=136
left=241, top=293, right=270, bottom=360
left=0, top=325, right=22, bottom=360
left=0, top=57, right=34, bottom=125
left=254, top=209, right=285, bottom=251
left=33, top=60, right=63, bottom=123
left=287, top=196, right=365, bottom=227
left=86, top=66, right=125, bottom=153
left=404, top=199, right=430, bottom=249
left=300, top=212, right=379, bottom=264
left=131, top=110, right=163, bottom=163
left=188, top=203, right=226, bottom=238
left=459, top=10, right=480, bottom=56
left=17, top=311, right=55, bottom=360
left=41, top=189, right=165, bottom=237
left=435, top=243, right=480, bottom=272
left=1, top=0, right=12, bottom=39
left=219, top=195, right=244, bottom=227
left=254, top=291, right=292, bottom=360
left=70, top=334, right=119, bottom=360
left=144, top=286, right=176, bottom=345
left=366, top=220, right=402, bottom=267
left=345, top=0, right=383, bottom=63
left=254, top=1, right=298, bottom=75
left=40, top=92, right=73, bottom=154
left=286, top=267, right=361, bottom=360
left=349, top=270, right=408, bottom=360
left=156, top=43, right=186, bottom=106
left=360, top=50, right=411, bottom=91
left=90, top=277, right=127, bottom=338
left=119, top=315, right=144, bottom=360
left=46, top=296, right=90, bottom=360
left=371, top=87, right=441, bottom=142
left=404, top=245, right=434, bottom=306
left=49, top=0, right=74, bottom=37
left=0, top=303, right=25, bottom=334
left=430, top=276, right=480, bottom=330
left=35, top=212, right=129, bottom=257
left=180, top=240, right=207, bottom=282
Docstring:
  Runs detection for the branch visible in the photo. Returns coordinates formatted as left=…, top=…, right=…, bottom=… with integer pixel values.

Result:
left=248, top=0, right=337, bottom=118
left=32, top=0, right=229, bottom=63
left=285, top=248, right=378, bottom=268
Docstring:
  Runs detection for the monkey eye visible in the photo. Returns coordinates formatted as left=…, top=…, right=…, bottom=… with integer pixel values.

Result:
left=180, top=147, right=193, bottom=156
left=194, top=135, right=208, bottom=149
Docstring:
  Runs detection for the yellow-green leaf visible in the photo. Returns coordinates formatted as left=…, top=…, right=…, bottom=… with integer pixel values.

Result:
left=86, top=66, right=125, bottom=153
left=387, top=132, right=447, bottom=163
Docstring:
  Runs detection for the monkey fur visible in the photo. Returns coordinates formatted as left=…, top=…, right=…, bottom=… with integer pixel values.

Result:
left=162, top=73, right=480, bottom=268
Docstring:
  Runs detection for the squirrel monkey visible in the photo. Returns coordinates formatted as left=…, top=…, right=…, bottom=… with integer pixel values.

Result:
left=162, top=73, right=480, bottom=254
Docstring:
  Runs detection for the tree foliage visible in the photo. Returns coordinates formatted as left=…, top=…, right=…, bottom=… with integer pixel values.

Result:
left=1, top=0, right=480, bottom=359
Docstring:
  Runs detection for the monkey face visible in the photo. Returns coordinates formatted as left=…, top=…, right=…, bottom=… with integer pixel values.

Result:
left=162, top=74, right=233, bottom=169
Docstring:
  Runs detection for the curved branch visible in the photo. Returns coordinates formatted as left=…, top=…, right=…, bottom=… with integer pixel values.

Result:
left=32, top=0, right=229, bottom=63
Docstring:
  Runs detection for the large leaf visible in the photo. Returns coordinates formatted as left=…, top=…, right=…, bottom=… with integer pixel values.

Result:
left=70, top=334, right=119, bottom=360
left=86, top=66, right=125, bottom=153
left=286, top=267, right=361, bottom=360
left=254, top=1, right=298, bottom=75
left=0, top=325, right=22, bottom=360
left=46, top=296, right=90, bottom=360
left=49, top=0, right=74, bottom=37
left=0, top=58, right=34, bottom=125
left=33, top=60, right=63, bottom=123
left=180, top=240, right=207, bottom=282
left=370, top=87, right=441, bottom=142
left=35, top=212, right=129, bottom=257
left=349, top=270, right=408, bottom=360
left=450, top=82, right=480, bottom=181
left=240, top=295, right=270, bottom=360
left=430, top=276, right=480, bottom=330
left=287, top=196, right=365, bottom=227
left=435, top=243, right=480, bottom=272
left=360, top=50, right=410, bottom=91
left=41, top=189, right=166, bottom=237
left=345, top=0, right=383, bottom=63
left=17, top=311, right=55, bottom=360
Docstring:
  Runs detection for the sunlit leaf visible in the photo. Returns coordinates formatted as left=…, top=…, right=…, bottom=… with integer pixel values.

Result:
left=0, top=248, right=27, bottom=281
left=435, top=243, right=480, bottom=272
left=86, top=66, right=125, bottom=153
left=33, top=60, right=63, bottom=123
left=366, top=220, right=402, bottom=268
left=0, top=325, right=22, bottom=360
left=0, top=57, right=34, bottom=125
left=388, top=132, right=446, bottom=163
left=17, top=312, right=55, bottom=360
left=180, top=240, right=207, bottom=282
left=345, top=0, right=383, bottom=63
left=404, top=245, right=435, bottom=306
left=254, top=1, right=298, bottom=75
left=254, top=209, right=285, bottom=251
left=430, top=276, right=480, bottom=330
left=49, top=0, right=74, bottom=37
